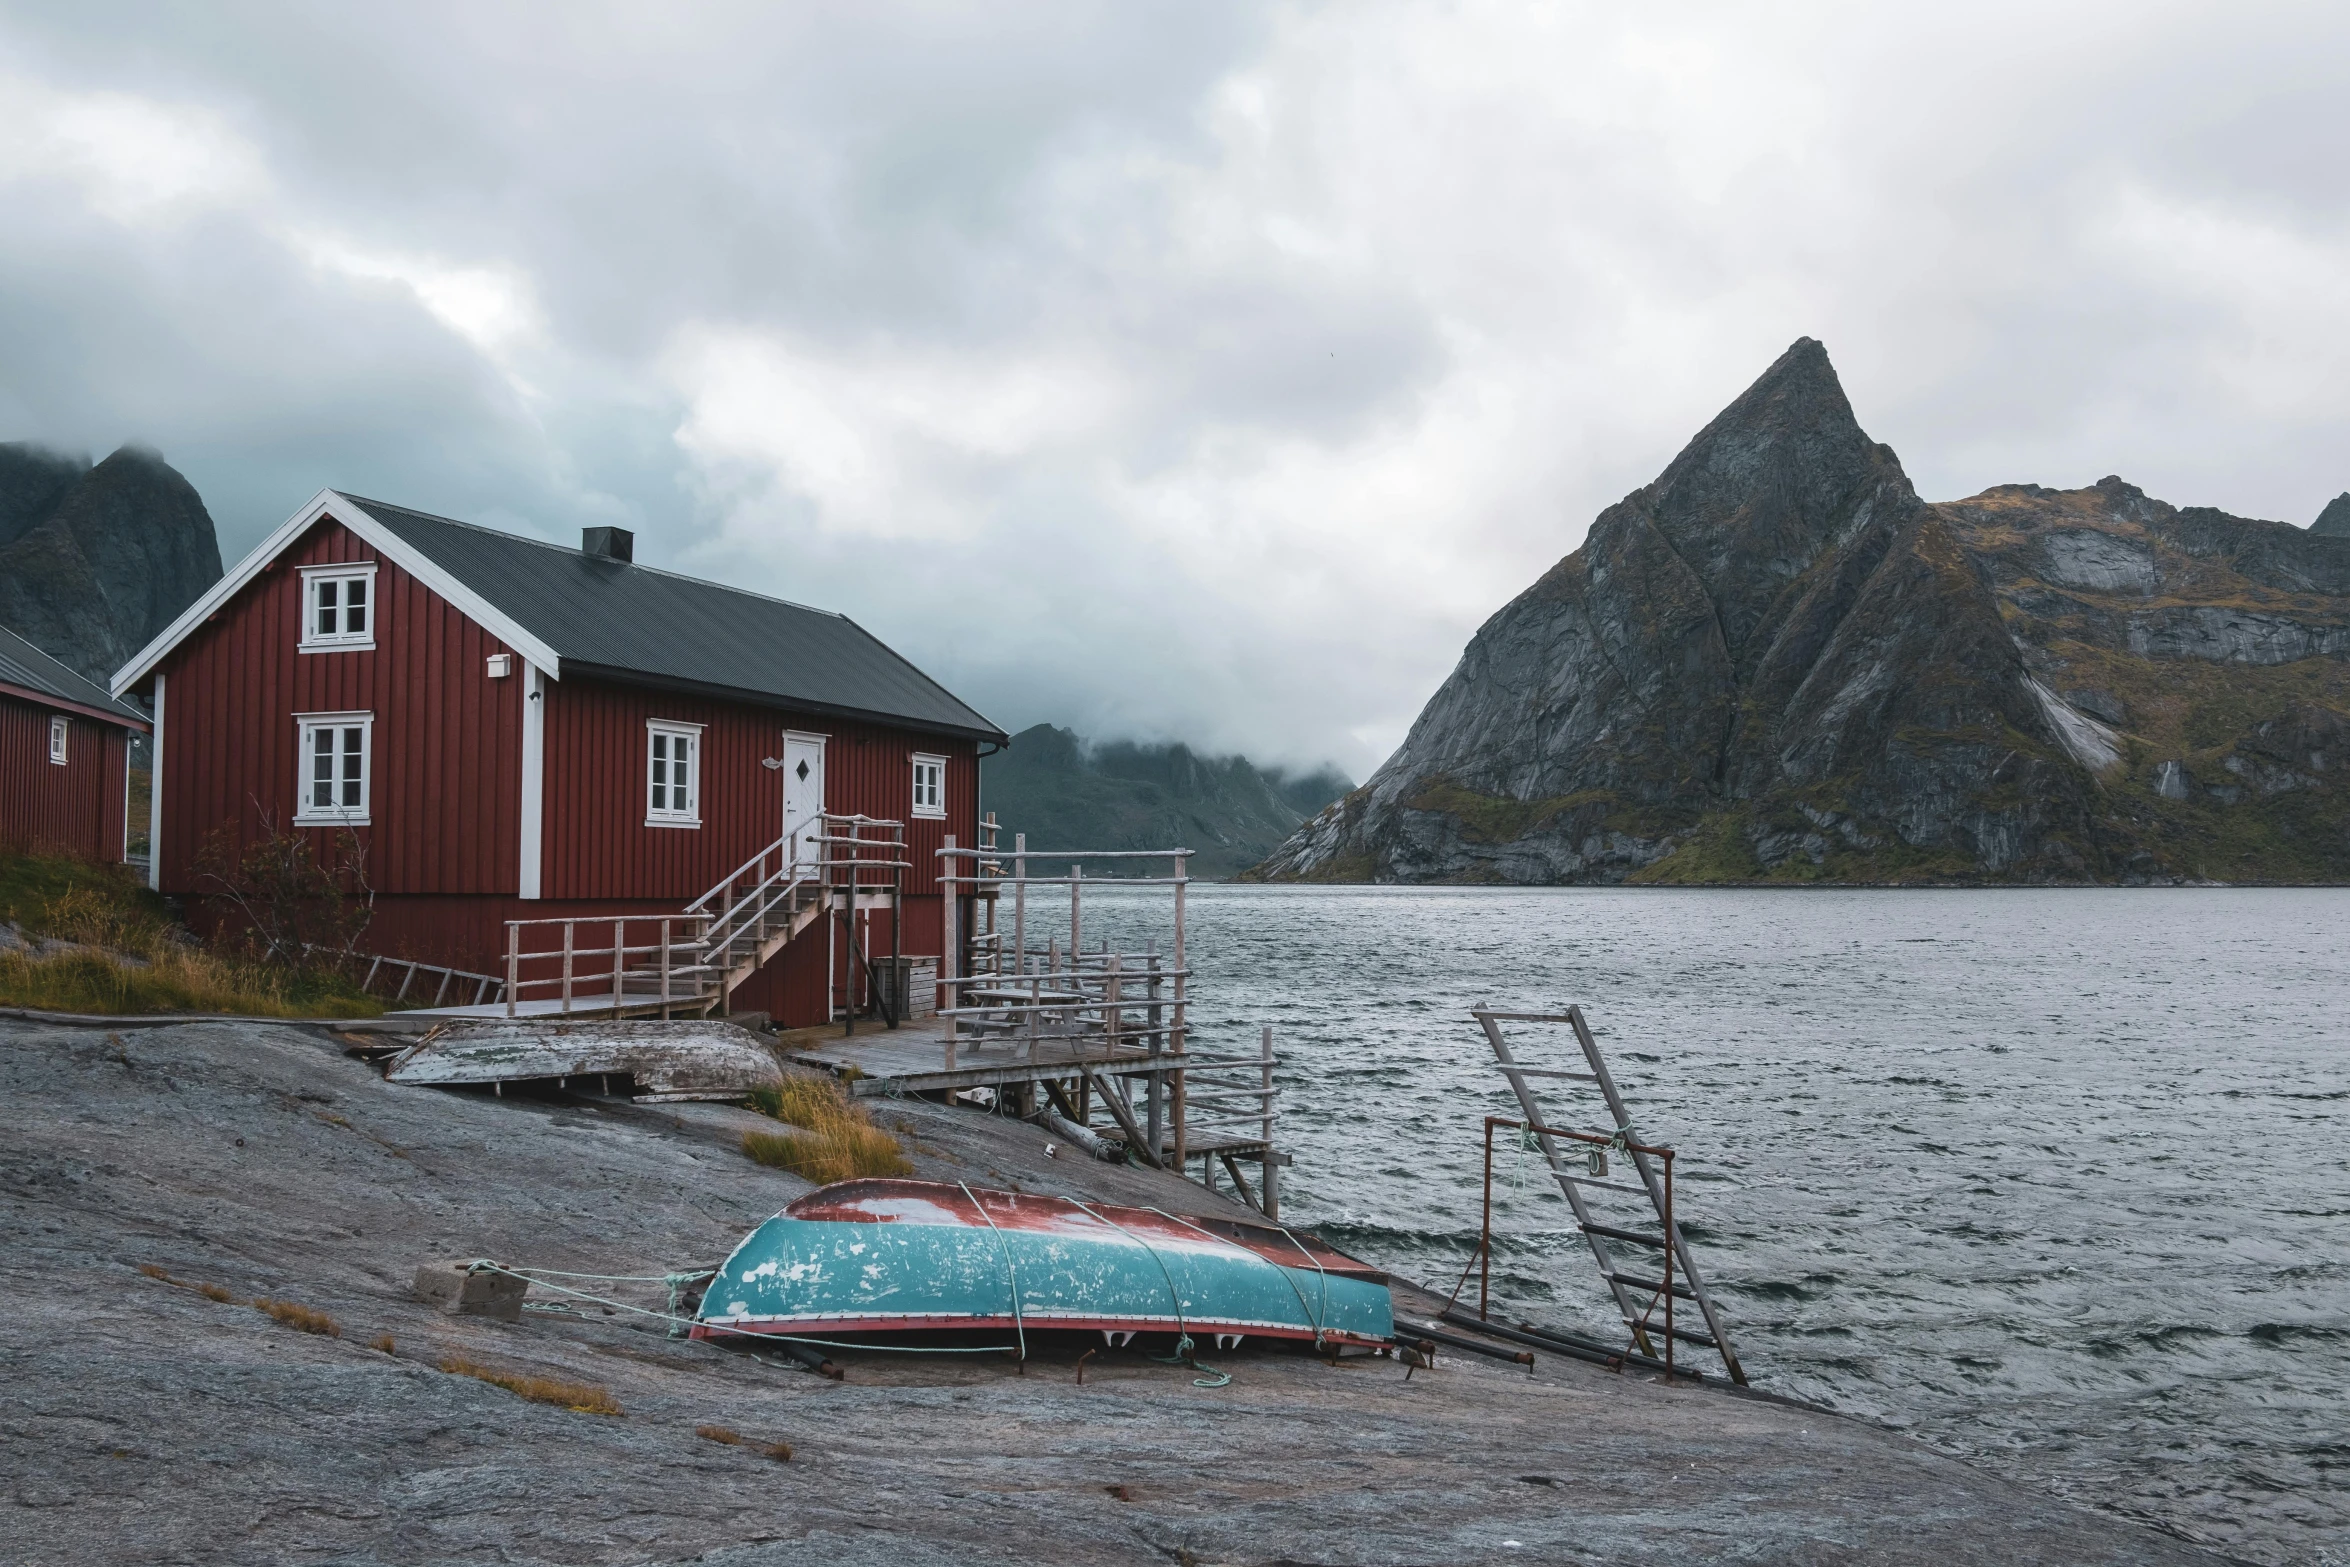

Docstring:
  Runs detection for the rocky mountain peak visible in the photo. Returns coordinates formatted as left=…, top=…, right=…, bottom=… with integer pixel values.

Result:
left=2314, top=492, right=2350, bottom=538
left=1625, top=339, right=1917, bottom=671
left=0, top=442, right=91, bottom=551
left=0, top=442, right=223, bottom=684
left=1647, top=339, right=1884, bottom=510
left=1253, top=339, right=2350, bottom=887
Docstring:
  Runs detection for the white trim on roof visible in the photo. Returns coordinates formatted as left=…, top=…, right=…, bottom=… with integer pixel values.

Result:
left=109, top=489, right=563, bottom=698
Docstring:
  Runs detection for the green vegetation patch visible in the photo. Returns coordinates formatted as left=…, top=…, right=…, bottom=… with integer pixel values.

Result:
left=1627, top=810, right=1760, bottom=884
left=0, top=851, right=383, bottom=1018
left=1402, top=778, right=1618, bottom=845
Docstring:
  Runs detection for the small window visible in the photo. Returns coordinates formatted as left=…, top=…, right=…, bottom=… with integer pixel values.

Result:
left=647, top=720, right=703, bottom=826
left=300, top=564, right=377, bottom=651
left=911, top=753, right=946, bottom=819
left=48, top=715, right=69, bottom=766
left=294, top=712, right=372, bottom=824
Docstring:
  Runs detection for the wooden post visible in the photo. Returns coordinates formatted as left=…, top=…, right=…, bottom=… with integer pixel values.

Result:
left=1012, top=832, right=1027, bottom=978
left=1145, top=950, right=1163, bottom=1158
left=561, top=921, right=575, bottom=1013
left=1170, top=851, right=1188, bottom=1171
left=1104, top=948, right=1123, bottom=1060
left=504, top=923, right=519, bottom=1018
left=1070, top=863, right=1082, bottom=963
left=611, top=918, right=624, bottom=1012
left=941, top=834, right=958, bottom=1070
left=1261, top=1023, right=1279, bottom=1220
left=660, top=919, right=672, bottom=1019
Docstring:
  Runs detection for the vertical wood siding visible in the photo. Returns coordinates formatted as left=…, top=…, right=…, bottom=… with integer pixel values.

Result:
left=540, top=679, right=975, bottom=910
left=0, top=694, right=130, bottom=861
left=155, top=516, right=523, bottom=897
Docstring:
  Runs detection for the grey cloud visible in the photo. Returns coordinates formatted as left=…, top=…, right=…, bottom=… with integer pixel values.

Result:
left=2, top=2, right=2346, bottom=778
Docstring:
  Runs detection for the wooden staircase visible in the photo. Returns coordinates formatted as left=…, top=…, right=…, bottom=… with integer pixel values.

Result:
left=468, top=815, right=910, bottom=1020
left=683, top=834, right=831, bottom=1001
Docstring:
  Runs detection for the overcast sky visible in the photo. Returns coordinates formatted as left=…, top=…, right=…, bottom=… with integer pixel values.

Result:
left=2, top=3, right=2343, bottom=774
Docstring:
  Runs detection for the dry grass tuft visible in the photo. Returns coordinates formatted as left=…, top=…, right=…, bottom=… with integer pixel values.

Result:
left=139, top=1262, right=242, bottom=1304
left=764, top=1441, right=793, bottom=1463
left=0, top=850, right=383, bottom=1018
left=742, top=1074, right=911, bottom=1185
left=439, top=1354, right=623, bottom=1416
left=371, top=1333, right=397, bottom=1355
left=696, top=1424, right=742, bottom=1445
left=255, top=1298, right=341, bottom=1336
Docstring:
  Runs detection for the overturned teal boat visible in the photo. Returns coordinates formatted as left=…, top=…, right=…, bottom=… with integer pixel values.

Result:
left=693, top=1178, right=1394, bottom=1349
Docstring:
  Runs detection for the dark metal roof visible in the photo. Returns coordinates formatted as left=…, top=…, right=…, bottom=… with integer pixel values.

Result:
left=0, top=622, right=150, bottom=728
left=347, top=497, right=1005, bottom=742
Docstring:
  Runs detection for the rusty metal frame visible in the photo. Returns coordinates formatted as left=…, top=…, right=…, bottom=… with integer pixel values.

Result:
left=1478, top=1114, right=1681, bottom=1378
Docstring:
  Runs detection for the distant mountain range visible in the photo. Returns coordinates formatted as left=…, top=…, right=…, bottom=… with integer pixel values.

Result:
left=0, top=443, right=223, bottom=687
left=1255, top=339, right=2350, bottom=886
left=982, top=725, right=1352, bottom=879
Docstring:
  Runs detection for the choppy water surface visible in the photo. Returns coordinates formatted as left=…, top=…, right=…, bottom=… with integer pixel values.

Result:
left=1058, top=885, right=2348, bottom=1564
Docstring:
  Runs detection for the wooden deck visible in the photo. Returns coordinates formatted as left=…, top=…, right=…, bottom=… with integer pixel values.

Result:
left=779, top=1016, right=1171, bottom=1095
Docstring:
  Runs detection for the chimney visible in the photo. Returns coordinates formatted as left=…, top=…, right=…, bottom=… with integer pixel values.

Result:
left=582, top=526, right=634, bottom=563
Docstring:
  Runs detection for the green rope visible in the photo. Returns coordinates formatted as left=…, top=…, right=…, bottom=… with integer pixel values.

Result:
left=1067, top=1200, right=1230, bottom=1389
left=960, top=1181, right=1027, bottom=1365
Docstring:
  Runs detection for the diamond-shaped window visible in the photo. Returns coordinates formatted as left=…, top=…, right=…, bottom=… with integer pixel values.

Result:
left=796, top=760, right=811, bottom=780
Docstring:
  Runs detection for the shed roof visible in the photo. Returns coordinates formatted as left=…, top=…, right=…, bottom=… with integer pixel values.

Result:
left=0, top=623, right=150, bottom=730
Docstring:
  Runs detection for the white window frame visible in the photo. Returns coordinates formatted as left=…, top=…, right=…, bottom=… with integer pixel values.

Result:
left=294, top=711, right=373, bottom=825
left=299, top=563, right=378, bottom=652
left=48, top=714, right=68, bottom=766
left=910, top=752, right=947, bottom=819
left=646, top=719, right=703, bottom=827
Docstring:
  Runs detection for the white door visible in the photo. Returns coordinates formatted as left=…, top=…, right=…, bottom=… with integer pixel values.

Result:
left=782, top=731, right=827, bottom=873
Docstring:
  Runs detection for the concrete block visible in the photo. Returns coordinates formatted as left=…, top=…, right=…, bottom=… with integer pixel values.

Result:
left=412, top=1259, right=527, bottom=1322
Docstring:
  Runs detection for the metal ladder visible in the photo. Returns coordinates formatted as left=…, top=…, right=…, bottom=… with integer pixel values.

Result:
left=1473, top=1005, right=1746, bottom=1385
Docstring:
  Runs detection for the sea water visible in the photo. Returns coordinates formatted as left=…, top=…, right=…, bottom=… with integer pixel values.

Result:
left=1047, top=883, right=2347, bottom=1565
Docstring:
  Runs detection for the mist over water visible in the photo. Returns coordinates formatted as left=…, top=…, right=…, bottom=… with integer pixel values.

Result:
left=1050, top=883, right=2349, bottom=1565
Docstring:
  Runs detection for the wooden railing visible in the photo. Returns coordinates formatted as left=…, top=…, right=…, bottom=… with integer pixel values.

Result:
left=498, top=916, right=712, bottom=1018
left=304, top=943, right=507, bottom=1009
left=490, top=815, right=915, bottom=1021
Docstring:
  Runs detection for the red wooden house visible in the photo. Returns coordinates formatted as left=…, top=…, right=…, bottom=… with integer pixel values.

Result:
left=111, top=490, right=1004, bottom=1024
left=2, top=622, right=150, bottom=864
left=4, top=624, right=151, bottom=869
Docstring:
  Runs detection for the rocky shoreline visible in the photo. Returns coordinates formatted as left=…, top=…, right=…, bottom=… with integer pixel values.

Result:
left=2, top=1014, right=2236, bottom=1565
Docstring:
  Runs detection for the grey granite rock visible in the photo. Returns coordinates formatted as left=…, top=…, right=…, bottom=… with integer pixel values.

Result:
left=0, top=1015, right=2231, bottom=1565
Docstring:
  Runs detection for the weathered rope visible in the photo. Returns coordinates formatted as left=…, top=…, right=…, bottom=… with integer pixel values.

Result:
left=461, top=1260, right=1019, bottom=1355
left=1066, top=1200, right=1230, bottom=1388
left=1144, top=1207, right=1327, bottom=1347
left=1273, top=1221, right=1333, bottom=1341
left=959, top=1181, right=1027, bottom=1365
